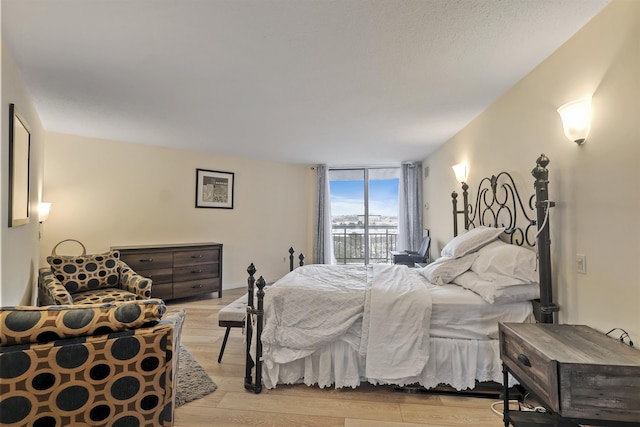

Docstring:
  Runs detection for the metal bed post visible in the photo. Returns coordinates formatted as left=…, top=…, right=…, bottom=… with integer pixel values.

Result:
left=531, top=154, right=559, bottom=323
left=245, top=248, right=305, bottom=394
left=252, top=276, right=266, bottom=394
left=244, top=263, right=256, bottom=390
left=451, top=181, right=470, bottom=237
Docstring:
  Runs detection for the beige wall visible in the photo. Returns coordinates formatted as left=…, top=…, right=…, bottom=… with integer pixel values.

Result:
left=41, top=133, right=312, bottom=288
left=1, top=41, right=46, bottom=306
left=423, top=0, right=640, bottom=338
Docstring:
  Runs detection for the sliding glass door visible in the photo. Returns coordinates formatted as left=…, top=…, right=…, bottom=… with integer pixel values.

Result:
left=329, top=168, right=400, bottom=264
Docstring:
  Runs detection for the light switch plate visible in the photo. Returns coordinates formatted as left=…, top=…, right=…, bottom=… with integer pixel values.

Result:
left=576, top=254, right=586, bottom=274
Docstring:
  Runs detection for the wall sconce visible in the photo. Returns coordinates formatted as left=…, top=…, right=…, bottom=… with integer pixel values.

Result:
left=557, top=97, right=591, bottom=145
left=39, top=202, right=52, bottom=223
left=452, top=163, right=468, bottom=183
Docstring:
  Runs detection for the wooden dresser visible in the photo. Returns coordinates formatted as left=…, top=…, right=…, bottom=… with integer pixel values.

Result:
left=113, top=242, right=222, bottom=301
left=499, top=322, right=640, bottom=426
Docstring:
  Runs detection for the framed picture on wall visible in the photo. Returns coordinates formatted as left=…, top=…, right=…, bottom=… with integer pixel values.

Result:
left=8, top=103, right=31, bottom=227
left=195, top=168, right=234, bottom=209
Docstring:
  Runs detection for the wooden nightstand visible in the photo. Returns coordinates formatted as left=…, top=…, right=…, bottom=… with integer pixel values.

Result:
left=499, top=322, right=640, bottom=427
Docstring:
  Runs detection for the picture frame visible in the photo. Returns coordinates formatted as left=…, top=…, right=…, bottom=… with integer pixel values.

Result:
left=195, top=168, right=234, bottom=209
left=8, top=104, right=31, bottom=227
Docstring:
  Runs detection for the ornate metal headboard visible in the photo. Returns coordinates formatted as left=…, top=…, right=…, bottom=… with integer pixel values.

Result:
left=452, top=172, right=537, bottom=246
left=451, top=154, right=558, bottom=323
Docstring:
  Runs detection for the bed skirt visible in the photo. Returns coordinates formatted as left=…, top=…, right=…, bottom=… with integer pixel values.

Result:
left=262, top=336, right=517, bottom=390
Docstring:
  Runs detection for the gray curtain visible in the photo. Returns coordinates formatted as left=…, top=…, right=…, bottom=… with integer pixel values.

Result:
left=397, top=162, right=423, bottom=251
left=313, top=165, right=334, bottom=264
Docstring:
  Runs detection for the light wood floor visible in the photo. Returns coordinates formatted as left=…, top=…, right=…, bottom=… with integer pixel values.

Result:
left=168, top=288, right=509, bottom=427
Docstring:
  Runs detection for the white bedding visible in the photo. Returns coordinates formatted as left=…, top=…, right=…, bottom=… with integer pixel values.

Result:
left=419, top=273, right=534, bottom=340
left=258, top=263, right=533, bottom=390
left=362, top=264, right=432, bottom=381
left=261, top=264, right=432, bottom=386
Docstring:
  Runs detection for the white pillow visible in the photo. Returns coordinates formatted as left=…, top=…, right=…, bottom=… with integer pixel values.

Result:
left=420, top=252, right=477, bottom=285
left=440, top=226, right=505, bottom=259
left=471, top=240, right=538, bottom=283
left=453, top=271, right=540, bottom=304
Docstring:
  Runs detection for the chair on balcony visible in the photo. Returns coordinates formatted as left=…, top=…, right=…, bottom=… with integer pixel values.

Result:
left=391, top=236, right=431, bottom=267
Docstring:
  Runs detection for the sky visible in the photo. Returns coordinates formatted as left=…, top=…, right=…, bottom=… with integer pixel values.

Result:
left=329, top=178, right=399, bottom=216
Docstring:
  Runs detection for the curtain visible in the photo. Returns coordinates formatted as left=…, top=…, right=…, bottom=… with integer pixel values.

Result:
left=397, top=162, right=423, bottom=251
left=313, top=165, right=335, bottom=264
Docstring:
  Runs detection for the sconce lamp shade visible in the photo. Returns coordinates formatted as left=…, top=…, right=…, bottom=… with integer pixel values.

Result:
left=557, top=97, right=591, bottom=145
left=39, top=202, right=52, bottom=223
left=452, top=163, right=468, bottom=183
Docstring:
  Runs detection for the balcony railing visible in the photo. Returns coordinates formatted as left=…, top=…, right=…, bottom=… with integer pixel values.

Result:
left=332, top=225, right=398, bottom=264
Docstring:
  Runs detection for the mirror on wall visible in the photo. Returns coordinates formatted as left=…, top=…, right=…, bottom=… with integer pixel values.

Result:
left=8, top=103, right=31, bottom=227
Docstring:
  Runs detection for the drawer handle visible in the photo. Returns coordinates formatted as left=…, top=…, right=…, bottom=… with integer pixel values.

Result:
left=191, top=255, right=203, bottom=259
left=192, top=269, right=203, bottom=273
left=191, top=284, right=204, bottom=289
left=140, top=258, right=154, bottom=262
left=517, top=354, right=531, bottom=367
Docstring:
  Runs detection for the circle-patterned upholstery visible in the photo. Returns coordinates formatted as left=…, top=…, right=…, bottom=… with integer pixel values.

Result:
left=71, top=288, right=139, bottom=305
left=0, top=300, right=166, bottom=346
left=47, top=250, right=121, bottom=294
left=0, top=302, right=185, bottom=427
left=38, top=262, right=152, bottom=307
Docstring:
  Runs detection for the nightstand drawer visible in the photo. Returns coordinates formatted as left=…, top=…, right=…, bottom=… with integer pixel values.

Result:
left=499, top=324, right=557, bottom=411
left=500, top=322, right=640, bottom=424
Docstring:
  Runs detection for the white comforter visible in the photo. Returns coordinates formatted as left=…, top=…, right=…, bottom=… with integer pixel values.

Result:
left=261, top=264, right=432, bottom=384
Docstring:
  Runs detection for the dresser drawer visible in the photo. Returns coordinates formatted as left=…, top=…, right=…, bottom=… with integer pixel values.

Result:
left=120, top=252, right=173, bottom=270
left=151, top=283, right=173, bottom=300
left=499, top=325, right=558, bottom=411
left=173, top=263, right=218, bottom=282
left=173, top=248, right=220, bottom=267
left=173, top=278, right=220, bottom=299
left=136, top=267, right=172, bottom=284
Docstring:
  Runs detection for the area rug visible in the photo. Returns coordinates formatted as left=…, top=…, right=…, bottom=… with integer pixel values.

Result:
left=175, top=345, right=218, bottom=407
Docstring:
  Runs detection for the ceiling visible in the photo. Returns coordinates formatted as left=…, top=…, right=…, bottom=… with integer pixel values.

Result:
left=2, top=0, right=610, bottom=166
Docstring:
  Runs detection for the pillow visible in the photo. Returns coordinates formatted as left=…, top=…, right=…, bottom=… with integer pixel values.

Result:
left=420, top=252, right=478, bottom=285
left=440, top=226, right=505, bottom=259
left=471, top=240, right=538, bottom=283
left=47, top=250, right=121, bottom=294
left=453, top=271, right=540, bottom=304
left=0, top=299, right=166, bottom=346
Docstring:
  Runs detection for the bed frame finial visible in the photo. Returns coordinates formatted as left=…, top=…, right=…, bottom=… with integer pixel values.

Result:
left=289, top=247, right=305, bottom=271
left=289, top=247, right=295, bottom=271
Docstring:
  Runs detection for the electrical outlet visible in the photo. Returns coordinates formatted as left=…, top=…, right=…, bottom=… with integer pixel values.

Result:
left=576, top=254, right=586, bottom=274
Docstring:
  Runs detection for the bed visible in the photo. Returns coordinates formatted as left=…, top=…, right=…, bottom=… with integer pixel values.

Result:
left=244, top=154, right=558, bottom=394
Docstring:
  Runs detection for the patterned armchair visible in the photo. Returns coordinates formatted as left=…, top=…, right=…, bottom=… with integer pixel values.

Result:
left=0, top=299, right=185, bottom=427
left=38, top=240, right=152, bottom=305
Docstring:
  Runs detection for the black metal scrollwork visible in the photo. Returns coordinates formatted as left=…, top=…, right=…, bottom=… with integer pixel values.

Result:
left=466, top=171, right=537, bottom=247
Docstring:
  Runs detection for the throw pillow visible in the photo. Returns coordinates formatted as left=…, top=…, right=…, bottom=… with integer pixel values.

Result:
left=47, top=250, right=121, bottom=294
